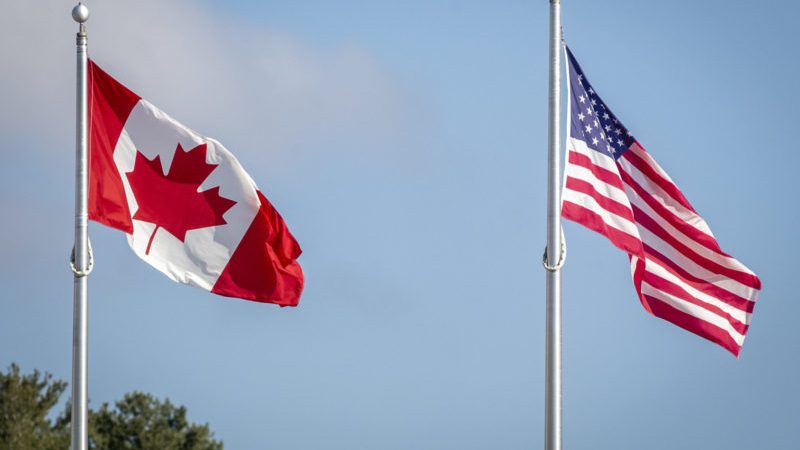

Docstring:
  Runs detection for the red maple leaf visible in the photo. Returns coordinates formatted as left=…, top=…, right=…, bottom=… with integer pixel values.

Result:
left=125, top=143, right=236, bottom=255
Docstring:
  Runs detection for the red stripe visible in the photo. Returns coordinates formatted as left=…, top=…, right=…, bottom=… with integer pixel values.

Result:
left=631, top=204, right=761, bottom=290
left=642, top=243, right=756, bottom=312
left=87, top=60, right=140, bottom=233
left=562, top=201, right=643, bottom=256
left=642, top=268, right=749, bottom=334
left=621, top=144, right=696, bottom=213
left=568, top=150, right=624, bottom=190
left=212, top=191, right=304, bottom=306
left=564, top=177, right=635, bottom=221
left=641, top=294, right=741, bottom=357
left=630, top=256, right=652, bottom=314
left=618, top=168, right=723, bottom=253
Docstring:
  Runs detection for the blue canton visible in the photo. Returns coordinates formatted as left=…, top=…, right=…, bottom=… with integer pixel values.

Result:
left=566, top=47, right=635, bottom=160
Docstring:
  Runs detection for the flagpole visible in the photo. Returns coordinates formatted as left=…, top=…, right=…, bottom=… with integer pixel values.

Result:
left=70, top=3, right=90, bottom=450
left=544, top=1, right=562, bottom=450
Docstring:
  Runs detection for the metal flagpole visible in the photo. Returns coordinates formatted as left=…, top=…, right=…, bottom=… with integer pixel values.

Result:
left=70, top=3, right=90, bottom=450
left=544, top=1, right=563, bottom=450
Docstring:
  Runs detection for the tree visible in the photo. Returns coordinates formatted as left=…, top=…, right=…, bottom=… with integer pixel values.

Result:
left=89, top=392, right=222, bottom=450
left=0, top=363, right=69, bottom=450
left=0, top=364, right=222, bottom=450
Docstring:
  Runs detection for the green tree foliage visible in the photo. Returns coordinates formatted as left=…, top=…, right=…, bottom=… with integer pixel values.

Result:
left=0, top=365, right=222, bottom=450
left=0, top=363, right=69, bottom=450
left=89, top=392, right=222, bottom=450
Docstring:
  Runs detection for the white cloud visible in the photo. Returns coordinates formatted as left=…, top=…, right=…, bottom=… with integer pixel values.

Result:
left=0, top=0, right=417, bottom=165
left=0, top=0, right=420, bottom=271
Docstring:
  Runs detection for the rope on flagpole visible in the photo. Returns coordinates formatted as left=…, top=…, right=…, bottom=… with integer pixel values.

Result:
left=70, top=239, right=94, bottom=277
left=542, top=228, right=566, bottom=272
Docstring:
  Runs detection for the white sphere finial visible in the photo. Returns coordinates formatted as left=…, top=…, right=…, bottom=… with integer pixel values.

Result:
left=72, top=3, right=89, bottom=23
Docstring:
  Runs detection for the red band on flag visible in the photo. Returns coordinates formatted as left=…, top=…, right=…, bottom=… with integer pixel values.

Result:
left=212, top=192, right=304, bottom=306
left=88, top=60, right=140, bottom=233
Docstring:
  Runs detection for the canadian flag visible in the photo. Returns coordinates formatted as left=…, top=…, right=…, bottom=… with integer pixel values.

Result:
left=87, top=61, right=304, bottom=306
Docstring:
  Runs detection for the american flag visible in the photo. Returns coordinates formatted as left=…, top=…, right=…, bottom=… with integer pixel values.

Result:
left=561, top=47, right=761, bottom=356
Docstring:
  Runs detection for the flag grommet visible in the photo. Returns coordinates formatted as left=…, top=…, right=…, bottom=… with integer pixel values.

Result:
left=69, top=239, right=94, bottom=278
left=542, top=228, right=567, bottom=272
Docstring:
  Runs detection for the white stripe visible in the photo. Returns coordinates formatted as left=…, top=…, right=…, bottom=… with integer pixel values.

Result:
left=644, top=261, right=752, bottom=324
left=562, top=187, right=641, bottom=239
left=623, top=179, right=758, bottom=278
left=114, top=100, right=261, bottom=292
left=640, top=280, right=745, bottom=346
left=618, top=149, right=715, bottom=238
left=630, top=255, right=641, bottom=279
left=629, top=144, right=698, bottom=208
left=637, top=225, right=758, bottom=300
left=566, top=163, right=631, bottom=208
left=568, top=137, right=618, bottom=173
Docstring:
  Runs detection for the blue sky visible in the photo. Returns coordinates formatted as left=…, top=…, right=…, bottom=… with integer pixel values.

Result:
left=1, top=1, right=798, bottom=449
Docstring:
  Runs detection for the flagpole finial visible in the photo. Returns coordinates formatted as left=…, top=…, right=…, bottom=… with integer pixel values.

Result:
left=72, top=3, right=89, bottom=23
